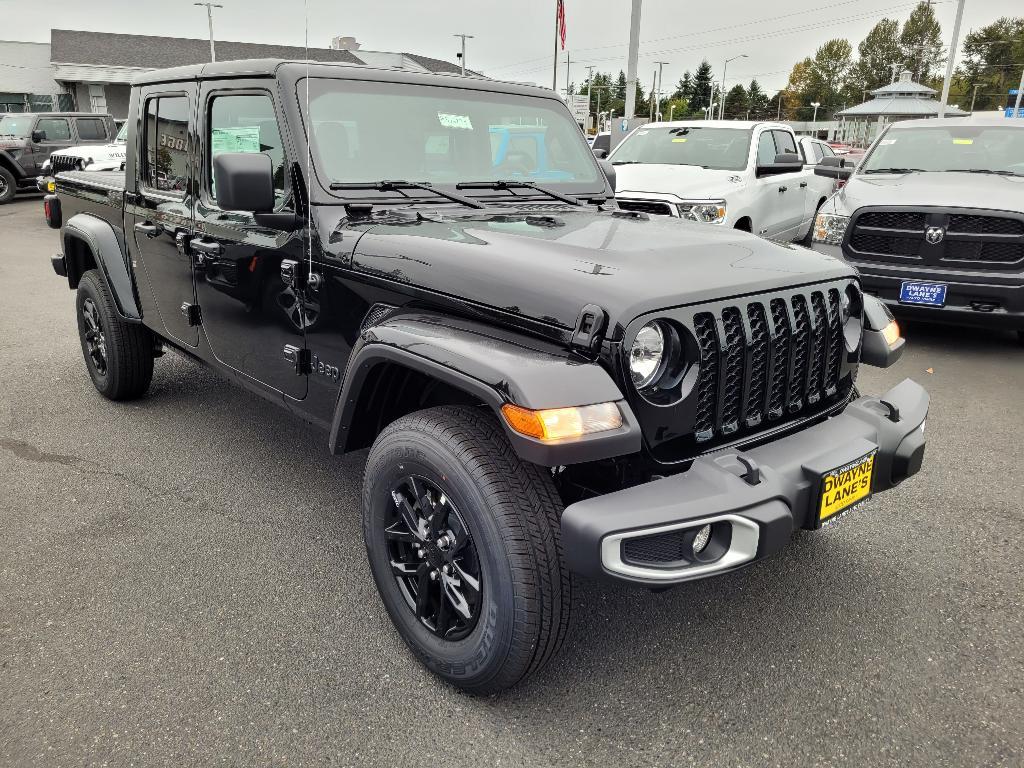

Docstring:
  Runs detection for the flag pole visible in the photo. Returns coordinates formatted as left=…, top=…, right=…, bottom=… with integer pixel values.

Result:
left=552, top=1, right=560, bottom=91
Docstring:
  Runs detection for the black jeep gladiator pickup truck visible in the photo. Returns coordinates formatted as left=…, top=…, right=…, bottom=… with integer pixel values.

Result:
left=47, top=59, right=929, bottom=694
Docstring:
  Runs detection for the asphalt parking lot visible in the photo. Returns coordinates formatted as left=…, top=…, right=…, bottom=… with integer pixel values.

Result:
left=1, top=194, right=1022, bottom=767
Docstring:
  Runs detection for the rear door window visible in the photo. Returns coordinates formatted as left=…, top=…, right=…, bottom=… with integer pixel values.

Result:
left=75, top=118, right=108, bottom=141
left=35, top=118, right=71, bottom=142
left=772, top=130, right=798, bottom=156
left=141, top=95, right=190, bottom=196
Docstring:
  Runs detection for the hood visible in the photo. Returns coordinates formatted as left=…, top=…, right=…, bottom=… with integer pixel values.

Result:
left=836, top=171, right=1024, bottom=215
left=613, top=163, right=743, bottom=202
left=338, top=207, right=853, bottom=336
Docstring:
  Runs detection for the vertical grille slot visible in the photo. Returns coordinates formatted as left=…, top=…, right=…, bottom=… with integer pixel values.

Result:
left=767, top=299, right=790, bottom=420
left=807, top=292, right=828, bottom=403
left=719, top=308, right=745, bottom=435
left=825, top=289, right=843, bottom=394
left=745, top=303, right=769, bottom=426
left=788, top=295, right=810, bottom=413
left=692, top=313, right=719, bottom=442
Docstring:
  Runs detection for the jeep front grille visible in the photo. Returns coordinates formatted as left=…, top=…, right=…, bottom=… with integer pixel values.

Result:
left=845, top=207, right=1024, bottom=271
left=50, top=155, right=83, bottom=174
left=691, top=287, right=848, bottom=443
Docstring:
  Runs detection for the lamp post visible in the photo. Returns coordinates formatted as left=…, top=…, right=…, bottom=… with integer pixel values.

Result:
left=654, top=60, right=669, bottom=120
left=719, top=54, right=748, bottom=120
left=810, top=101, right=821, bottom=137
left=669, top=103, right=675, bottom=121
left=193, top=2, right=223, bottom=62
left=453, top=34, right=474, bottom=76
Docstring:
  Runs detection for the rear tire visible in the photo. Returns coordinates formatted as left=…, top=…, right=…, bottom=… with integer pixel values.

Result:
left=362, top=405, right=573, bottom=694
left=0, top=166, right=16, bottom=204
left=76, top=269, right=155, bottom=400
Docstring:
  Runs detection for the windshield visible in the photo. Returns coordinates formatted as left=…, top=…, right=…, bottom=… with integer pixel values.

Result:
left=861, top=125, right=1024, bottom=175
left=609, top=126, right=752, bottom=171
left=0, top=115, right=33, bottom=138
left=304, top=78, right=602, bottom=191
left=114, top=123, right=128, bottom=143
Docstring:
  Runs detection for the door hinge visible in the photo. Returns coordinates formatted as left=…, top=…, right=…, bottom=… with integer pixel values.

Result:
left=571, top=303, right=608, bottom=355
left=283, top=344, right=312, bottom=375
left=180, top=302, right=202, bottom=326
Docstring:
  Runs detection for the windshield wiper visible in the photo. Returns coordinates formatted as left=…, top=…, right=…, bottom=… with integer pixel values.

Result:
left=455, top=180, right=581, bottom=206
left=862, top=168, right=927, bottom=174
left=947, top=168, right=1024, bottom=177
left=328, top=180, right=485, bottom=209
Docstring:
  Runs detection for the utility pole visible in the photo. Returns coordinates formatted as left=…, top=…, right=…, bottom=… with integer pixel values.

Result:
left=1014, top=66, right=1024, bottom=117
left=969, top=83, right=980, bottom=112
left=625, top=0, right=642, bottom=119
left=453, top=34, right=474, bottom=76
left=193, top=2, right=223, bottom=63
left=938, top=0, right=965, bottom=118
left=585, top=65, right=595, bottom=131
left=654, top=60, right=669, bottom=120
left=649, top=70, right=657, bottom=121
left=565, top=52, right=572, bottom=96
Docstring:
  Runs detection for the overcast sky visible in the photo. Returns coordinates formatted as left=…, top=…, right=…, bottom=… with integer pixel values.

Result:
left=7, top=0, right=1022, bottom=95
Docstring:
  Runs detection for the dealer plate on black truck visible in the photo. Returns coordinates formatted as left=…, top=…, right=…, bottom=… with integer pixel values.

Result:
left=817, top=451, right=876, bottom=525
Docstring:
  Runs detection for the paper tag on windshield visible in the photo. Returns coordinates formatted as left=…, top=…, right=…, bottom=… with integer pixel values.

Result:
left=879, top=138, right=897, bottom=145
left=438, top=113, right=473, bottom=130
left=211, top=127, right=261, bottom=154
left=672, top=137, right=687, bottom=143
left=952, top=138, right=974, bottom=145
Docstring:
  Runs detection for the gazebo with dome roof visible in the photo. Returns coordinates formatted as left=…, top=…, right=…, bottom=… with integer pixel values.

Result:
left=834, top=71, right=968, bottom=147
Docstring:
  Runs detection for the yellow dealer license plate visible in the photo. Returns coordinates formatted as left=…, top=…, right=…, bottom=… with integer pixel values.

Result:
left=819, top=452, right=876, bottom=523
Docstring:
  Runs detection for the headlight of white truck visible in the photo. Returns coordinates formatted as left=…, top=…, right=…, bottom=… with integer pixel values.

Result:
left=677, top=200, right=727, bottom=225
left=812, top=213, right=850, bottom=245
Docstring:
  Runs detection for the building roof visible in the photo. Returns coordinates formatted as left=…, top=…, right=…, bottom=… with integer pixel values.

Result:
left=835, top=98, right=967, bottom=117
left=50, top=29, right=365, bottom=69
left=870, top=80, right=937, bottom=97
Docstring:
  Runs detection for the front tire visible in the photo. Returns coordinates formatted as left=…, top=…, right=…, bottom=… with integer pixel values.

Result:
left=76, top=269, right=155, bottom=400
left=362, top=405, right=573, bottom=694
left=0, top=166, right=16, bottom=204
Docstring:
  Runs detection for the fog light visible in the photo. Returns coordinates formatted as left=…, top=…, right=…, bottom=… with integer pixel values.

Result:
left=692, top=523, right=712, bottom=555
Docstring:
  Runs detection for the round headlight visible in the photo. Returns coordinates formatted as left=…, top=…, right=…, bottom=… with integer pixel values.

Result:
left=630, top=322, right=665, bottom=389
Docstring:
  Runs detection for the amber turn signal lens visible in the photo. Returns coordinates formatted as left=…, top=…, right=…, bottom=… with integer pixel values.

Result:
left=882, top=319, right=901, bottom=346
left=501, top=402, right=622, bottom=442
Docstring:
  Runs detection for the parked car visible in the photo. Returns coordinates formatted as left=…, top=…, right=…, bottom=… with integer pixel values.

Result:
left=609, top=120, right=835, bottom=242
left=36, top=122, right=128, bottom=193
left=46, top=59, right=927, bottom=694
left=810, top=116, right=1024, bottom=341
left=590, top=131, right=611, bottom=157
left=0, top=112, right=117, bottom=203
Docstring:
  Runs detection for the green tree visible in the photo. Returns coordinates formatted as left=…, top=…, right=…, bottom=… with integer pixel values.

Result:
left=900, top=1, right=944, bottom=85
left=723, top=83, right=749, bottom=119
left=958, top=17, right=1024, bottom=111
left=690, top=60, right=715, bottom=115
left=851, top=18, right=903, bottom=93
left=747, top=79, right=768, bottom=119
left=783, top=58, right=814, bottom=118
left=672, top=71, right=693, bottom=102
left=614, top=70, right=627, bottom=101
left=808, top=38, right=854, bottom=117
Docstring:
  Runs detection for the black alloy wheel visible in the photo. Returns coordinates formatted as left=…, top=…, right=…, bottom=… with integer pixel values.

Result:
left=81, top=297, right=108, bottom=376
left=385, top=475, right=482, bottom=640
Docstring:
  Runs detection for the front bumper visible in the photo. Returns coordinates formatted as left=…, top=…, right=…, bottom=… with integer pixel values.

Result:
left=561, top=379, right=928, bottom=586
left=812, top=242, right=1024, bottom=331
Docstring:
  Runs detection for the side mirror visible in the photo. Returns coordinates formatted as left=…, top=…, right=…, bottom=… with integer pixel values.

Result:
left=814, top=157, right=852, bottom=180
left=756, top=152, right=803, bottom=177
left=31, top=130, right=45, bottom=143
left=212, top=152, right=275, bottom=212
left=599, top=159, right=616, bottom=192
left=592, top=148, right=608, bottom=159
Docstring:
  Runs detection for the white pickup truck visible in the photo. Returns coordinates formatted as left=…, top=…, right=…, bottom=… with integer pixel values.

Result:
left=609, top=120, right=835, bottom=242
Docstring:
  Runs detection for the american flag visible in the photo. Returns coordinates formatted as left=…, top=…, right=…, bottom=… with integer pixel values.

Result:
left=557, top=0, right=567, bottom=50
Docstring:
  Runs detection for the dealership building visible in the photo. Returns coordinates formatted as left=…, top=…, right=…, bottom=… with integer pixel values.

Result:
left=1, top=29, right=474, bottom=119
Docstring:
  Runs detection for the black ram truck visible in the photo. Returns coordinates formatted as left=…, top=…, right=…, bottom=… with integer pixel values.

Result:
left=46, top=59, right=928, bottom=694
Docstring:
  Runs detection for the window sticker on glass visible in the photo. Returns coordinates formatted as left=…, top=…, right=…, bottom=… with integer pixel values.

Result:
left=879, top=138, right=897, bottom=145
left=671, top=137, right=687, bottom=143
left=952, top=138, right=974, bottom=145
left=438, top=112, right=473, bottom=130
left=211, top=126, right=262, bottom=154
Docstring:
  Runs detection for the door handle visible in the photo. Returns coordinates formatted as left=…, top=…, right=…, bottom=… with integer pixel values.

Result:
left=799, top=181, right=808, bottom=188
left=190, top=238, right=223, bottom=258
left=778, top=186, right=788, bottom=193
left=134, top=221, right=158, bottom=238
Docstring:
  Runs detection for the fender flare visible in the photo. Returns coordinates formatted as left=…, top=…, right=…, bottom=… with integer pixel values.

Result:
left=63, top=213, right=142, bottom=321
left=329, top=312, right=642, bottom=466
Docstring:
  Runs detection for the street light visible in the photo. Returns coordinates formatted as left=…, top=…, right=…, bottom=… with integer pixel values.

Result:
left=810, top=101, right=821, bottom=137
left=193, top=3, right=223, bottom=62
left=719, top=54, right=748, bottom=120
left=453, top=34, right=474, bottom=76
